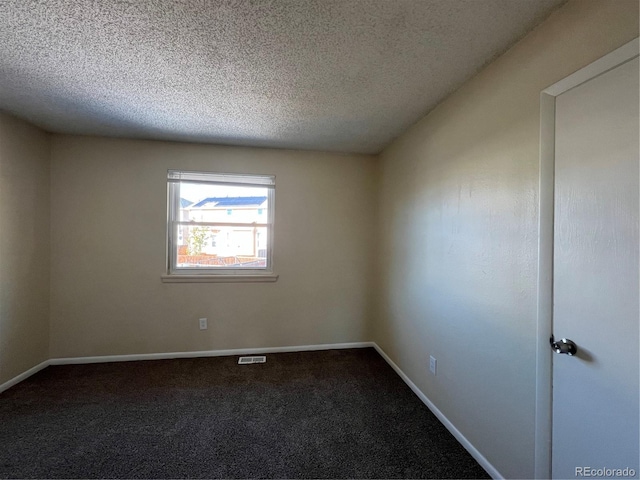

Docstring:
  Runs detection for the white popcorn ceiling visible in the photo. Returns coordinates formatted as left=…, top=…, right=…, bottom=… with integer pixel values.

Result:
left=0, top=0, right=565, bottom=154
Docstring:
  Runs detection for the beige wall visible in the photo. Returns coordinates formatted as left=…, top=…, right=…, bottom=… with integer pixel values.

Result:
left=374, top=1, right=639, bottom=478
left=0, top=112, right=50, bottom=385
left=49, top=136, right=377, bottom=358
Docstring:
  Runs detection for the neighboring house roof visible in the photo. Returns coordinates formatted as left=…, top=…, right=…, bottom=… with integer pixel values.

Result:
left=191, top=196, right=267, bottom=208
left=180, top=198, right=193, bottom=208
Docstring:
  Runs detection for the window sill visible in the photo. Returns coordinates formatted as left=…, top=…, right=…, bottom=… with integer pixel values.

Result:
left=161, top=274, right=279, bottom=283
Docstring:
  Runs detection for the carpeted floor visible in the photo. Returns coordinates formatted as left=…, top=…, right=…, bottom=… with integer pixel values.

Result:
left=0, top=348, right=490, bottom=479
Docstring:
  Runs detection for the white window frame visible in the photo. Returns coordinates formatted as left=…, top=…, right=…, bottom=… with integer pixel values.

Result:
left=162, top=170, right=278, bottom=283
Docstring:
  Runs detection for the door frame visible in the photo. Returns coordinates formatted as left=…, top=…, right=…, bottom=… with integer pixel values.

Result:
left=534, top=37, right=639, bottom=479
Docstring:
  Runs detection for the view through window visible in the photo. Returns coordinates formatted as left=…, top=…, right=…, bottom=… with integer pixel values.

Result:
left=167, top=171, right=275, bottom=274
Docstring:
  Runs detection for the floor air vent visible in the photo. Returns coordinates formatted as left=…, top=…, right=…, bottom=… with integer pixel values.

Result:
left=238, top=356, right=266, bottom=365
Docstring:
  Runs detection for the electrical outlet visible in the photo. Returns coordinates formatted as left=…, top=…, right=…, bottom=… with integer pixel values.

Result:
left=429, top=355, right=437, bottom=375
left=199, top=318, right=208, bottom=330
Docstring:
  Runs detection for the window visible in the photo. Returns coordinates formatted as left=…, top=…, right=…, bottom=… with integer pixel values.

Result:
left=166, top=170, right=275, bottom=279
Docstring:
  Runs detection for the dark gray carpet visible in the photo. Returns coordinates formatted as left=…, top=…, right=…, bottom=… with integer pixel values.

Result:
left=0, top=348, right=490, bottom=479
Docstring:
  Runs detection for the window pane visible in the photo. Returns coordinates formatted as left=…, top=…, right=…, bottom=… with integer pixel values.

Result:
left=174, top=180, right=270, bottom=270
left=180, top=182, right=269, bottom=221
left=177, top=225, right=267, bottom=268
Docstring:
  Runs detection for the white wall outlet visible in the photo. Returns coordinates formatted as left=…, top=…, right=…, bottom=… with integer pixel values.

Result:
left=429, top=355, right=437, bottom=375
left=199, top=318, right=208, bottom=330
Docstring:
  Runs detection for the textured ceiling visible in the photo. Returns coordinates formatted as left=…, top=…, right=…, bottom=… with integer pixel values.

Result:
left=0, top=0, right=565, bottom=154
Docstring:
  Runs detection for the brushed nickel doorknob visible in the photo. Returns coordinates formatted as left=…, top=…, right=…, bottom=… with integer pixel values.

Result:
left=550, top=335, right=578, bottom=356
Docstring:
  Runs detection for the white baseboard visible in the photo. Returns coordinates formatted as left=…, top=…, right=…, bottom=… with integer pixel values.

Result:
left=2, top=342, right=374, bottom=392
left=49, top=341, right=375, bottom=365
left=372, top=343, right=504, bottom=480
left=0, top=360, right=50, bottom=394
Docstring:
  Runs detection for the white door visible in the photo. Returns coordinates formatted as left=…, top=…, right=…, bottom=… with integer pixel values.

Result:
left=552, top=56, right=639, bottom=478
